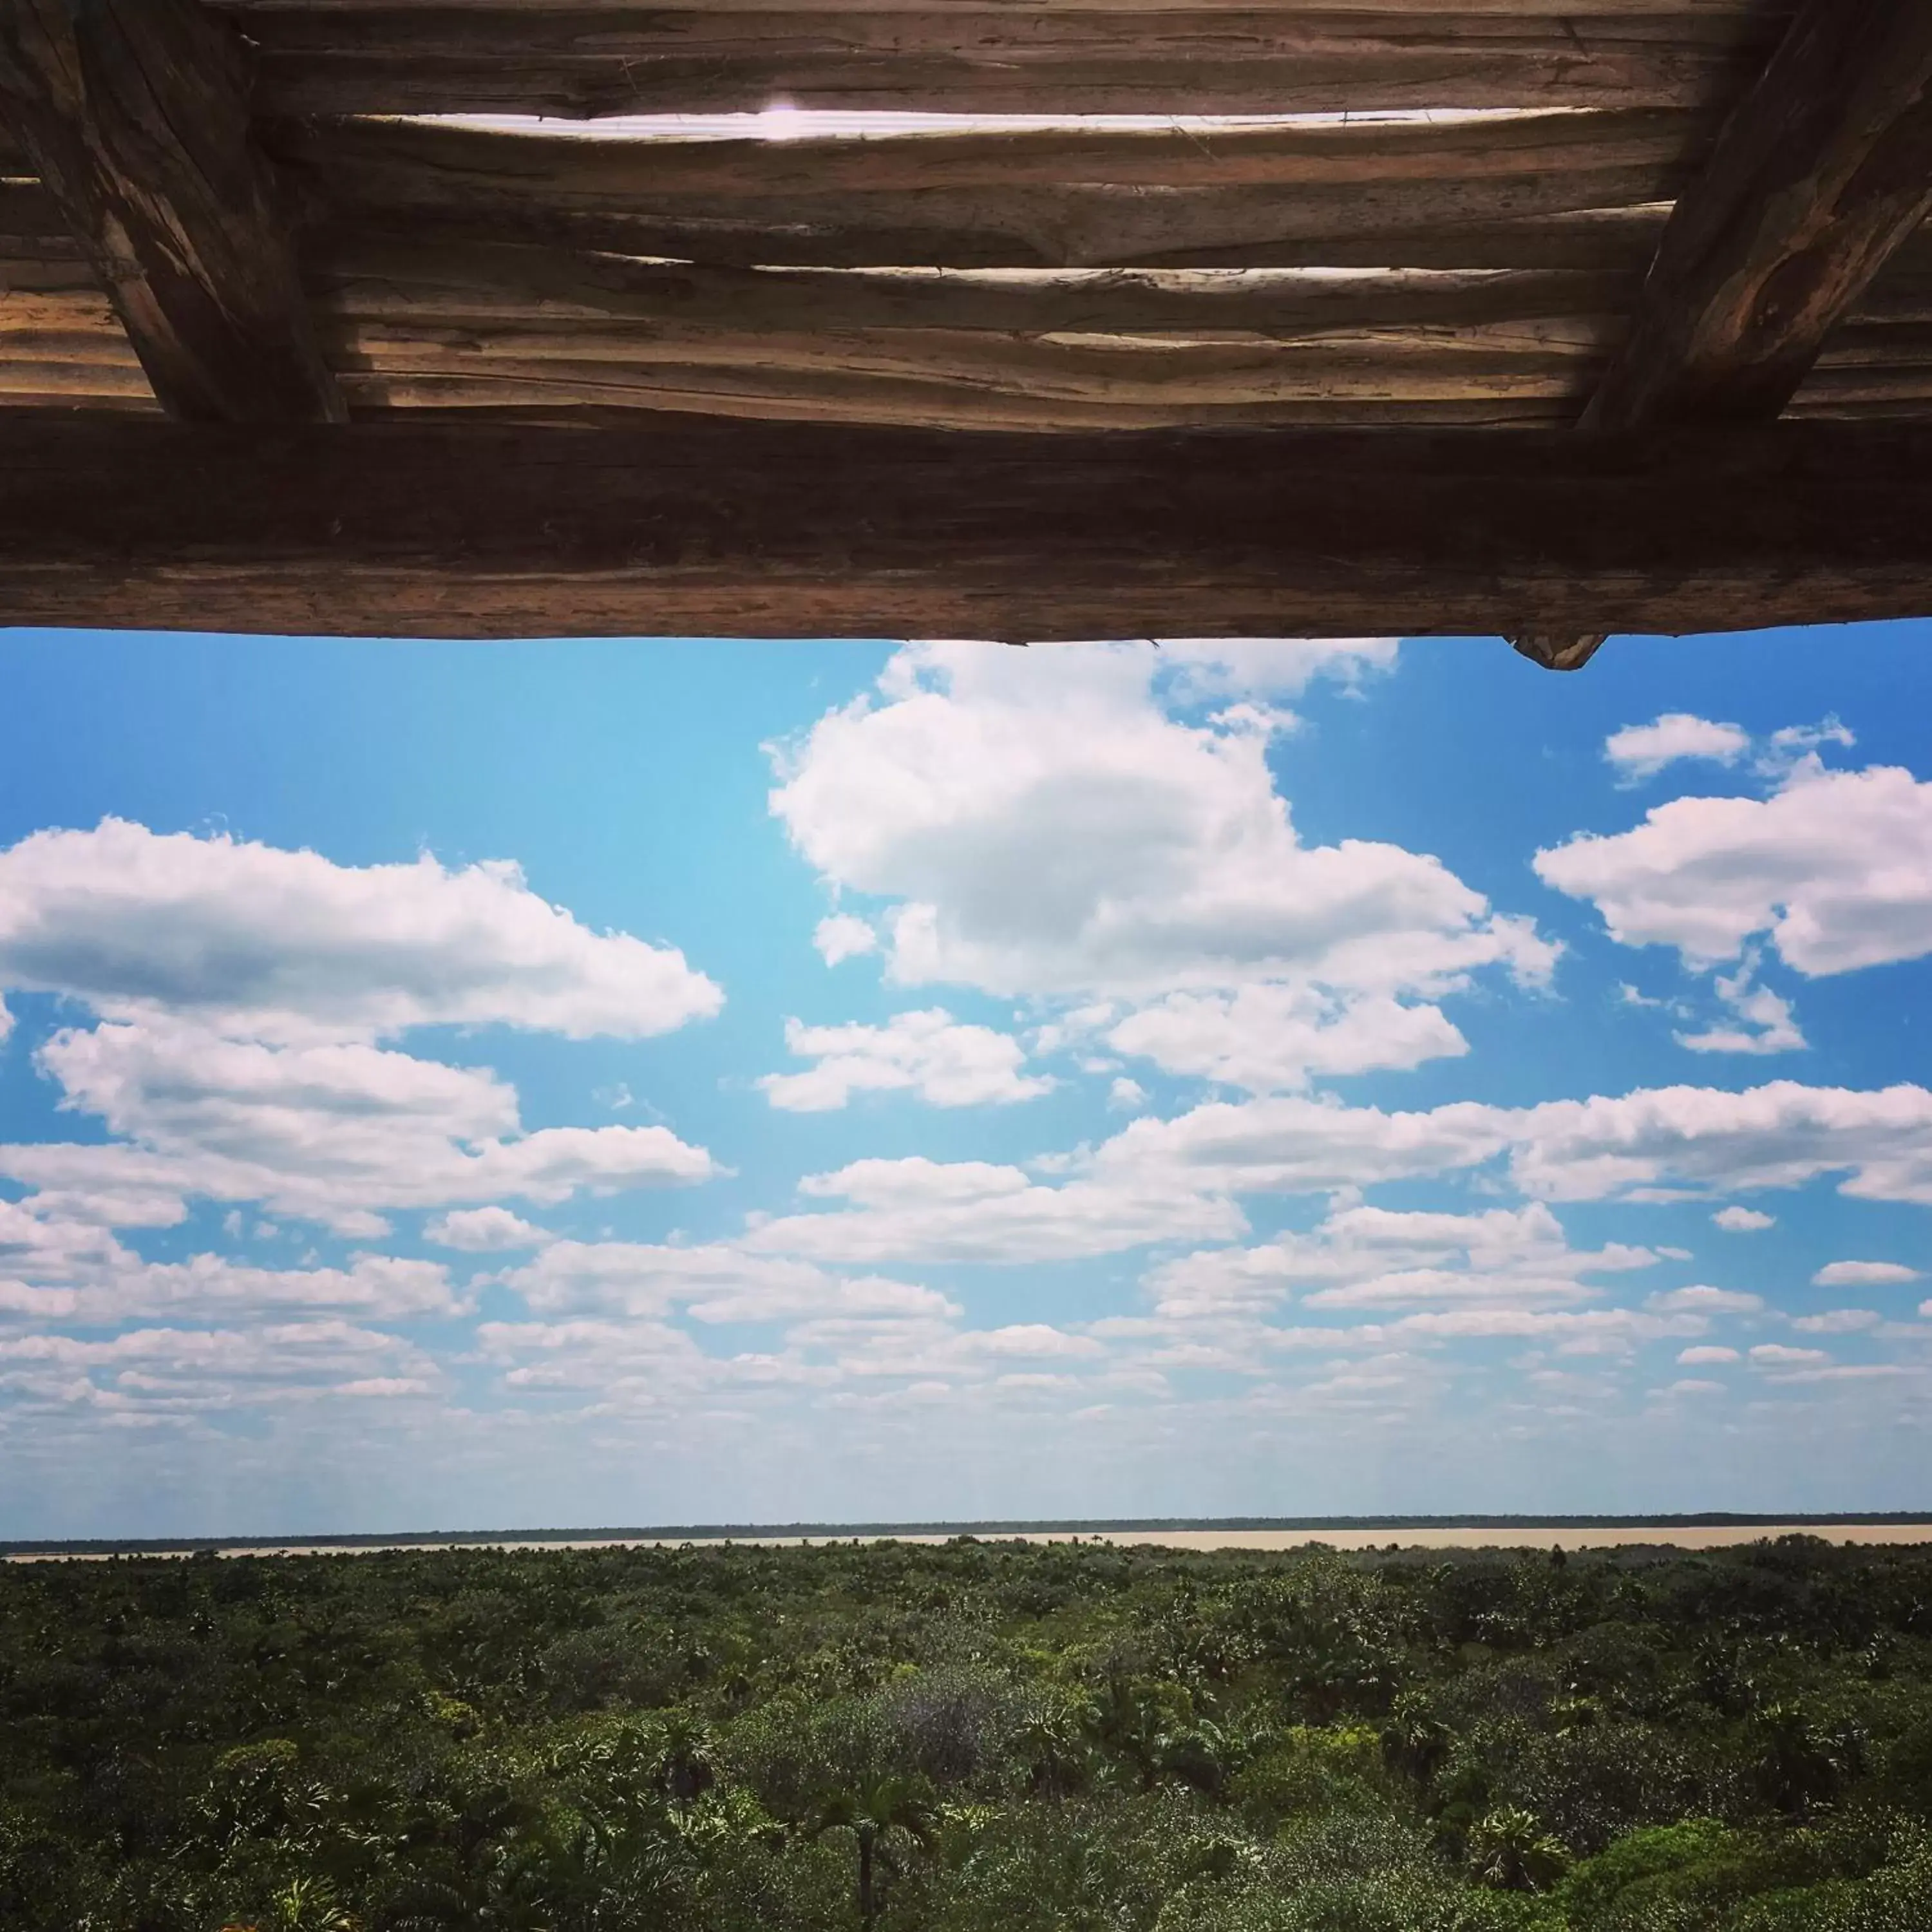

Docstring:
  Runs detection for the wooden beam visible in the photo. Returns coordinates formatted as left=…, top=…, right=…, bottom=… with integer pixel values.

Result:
left=1591, top=0, right=1932, bottom=428
left=225, top=9, right=1781, bottom=120
left=214, top=1, right=1788, bottom=18
left=279, top=106, right=1701, bottom=200
left=308, top=236, right=1636, bottom=337
left=3, top=417, right=1931, bottom=640
left=1516, top=0, right=1932, bottom=669
left=272, top=109, right=1701, bottom=270
left=213, top=1, right=1789, bottom=17
left=307, top=204, right=1693, bottom=274
left=0, top=0, right=343, bottom=422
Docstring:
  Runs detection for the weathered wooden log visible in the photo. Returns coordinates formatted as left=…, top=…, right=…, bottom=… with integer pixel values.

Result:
left=0, top=0, right=342, bottom=421
left=276, top=107, right=1700, bottom=197
left=1589, top=0, right=1932, bottom=427
left=3, top=417, right=1931, bottom=640
left=303, top=204, right=1696, bottom=272
left=215, top=1, right=1788, bottom=16
left=327, top=309, right=1606, bottom=372
left=307, top=237, right=1638, bottom=336
left=215, top=1, right=1786, bottom=17
left=307, top=233, right=1932, bottom=334
left=272, top=110, right=1703, bottom=269
left=336, top=370, right=1587, bottom=428
left=227, top=10, right=1782, bottom=118
left=1516, top=0, right=1932, bottom=669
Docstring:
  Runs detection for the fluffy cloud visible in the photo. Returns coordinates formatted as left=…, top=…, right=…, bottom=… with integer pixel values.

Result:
left=1146, top=1202, right=1656, bottom=1319
left=1535, top=761, right=1932, bottom=976
left=1673, top=958, right=1806, bottom=1057
left=744, top=1157, right=1244, bottom=1265
left=1092, top=1093, right=1513, bottom=1199
left=0, top=824, right=723, bottom=1235
left=1378, top=1307, right=1703, bottom=1353
left=0, top=1074, right=715, bottom=1235
left=1645, top=1285, right=1764, bottom=1316
left=1678, top=1345, right=1739, bottom=1364
left=0, top=1321, right=434, bottom=1415
left=0, top=1255, right=464, bottom=1325
left=1813, top=1260, right=1924, bottom=1288
left=471, top=1317, right=717, bottom=1406
left=772, top=642, right=1551, bottom=1091
left=1105, top=986, right=1467, bottom=1092
left=1501, top=1083, right=1932, bottom=1206
left=813, top=914, right=878, bottom=966
left=1074, top=1079, right=1932, bottom=1241
left=0, top=819, right=721, bottom=1043
left=498, top=1238, right=955, bottom=1325
left=1713, top=1206, right=1776, bottom=1231
left=759, top=1009, right=1052, bottom=1112
left=1604, top=714, right=1750, bottom=782
left=1790, top=1309, right=1882, bottom=1334
left=424, top=1207, right=551, bottom=1251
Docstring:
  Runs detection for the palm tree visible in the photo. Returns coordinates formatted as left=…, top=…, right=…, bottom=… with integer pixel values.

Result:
left=1012, top=1712, right=1094, bottom=1802
left=653, top=1715, right=719, bottom=1809
left=1085, top=1677, right=1165, bottom=1791
left=806, top=1774, right=936, bottom=1922
left=1466, top=1806, right=1570, bottom=1893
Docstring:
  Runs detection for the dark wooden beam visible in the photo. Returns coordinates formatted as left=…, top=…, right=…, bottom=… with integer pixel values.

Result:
left=0, top=0, right=343, bottom=422
left=268, top=108, right=1700, bottom=270
left=218, top=7, right=1783, bottom=119
left=1592, top=0, right=1932, bottom=429
left=1517, top=0, right=1932, bottom=670
left=3, top=417, right=1931, bottom=641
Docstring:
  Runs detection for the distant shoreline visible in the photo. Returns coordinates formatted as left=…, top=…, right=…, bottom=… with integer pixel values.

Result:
left=8, top=1513, right=1932, bottom=1561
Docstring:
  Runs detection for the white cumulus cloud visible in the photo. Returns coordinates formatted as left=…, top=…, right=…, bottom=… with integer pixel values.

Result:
left=0, top=819, right=721, bottom=1043
left=744, top=1156, right=1244, bottom=1265
left=0, top=825, right=722, bottom=1235
left=1713, top=1206, right=1776, bottom=1231
left=1812, top=1260, right=1924, bottom=1288
left=813, top=914, right=878, bottom=966
left=770, top=642, right=1551, bottom=1092
left=1645, top=1285, right=1764, bottom=1316
left=759, top=1009, right=1052, bottom=1112
left=1535, top=761, right=1932, bottom=977
left=424, top=1207, right=552, bottom=1252
left=1146, top=1202, right=1656, bottom=1319
left=1604, top=714, right=1751, bottom=782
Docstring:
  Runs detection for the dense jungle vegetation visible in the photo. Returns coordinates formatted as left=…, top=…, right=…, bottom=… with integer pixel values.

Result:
left=4, top=1536, right=1932, bottom=1932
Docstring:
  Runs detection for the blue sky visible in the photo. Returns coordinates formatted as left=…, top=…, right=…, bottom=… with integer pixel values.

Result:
left=0, top=624, right=1927, bottom=1537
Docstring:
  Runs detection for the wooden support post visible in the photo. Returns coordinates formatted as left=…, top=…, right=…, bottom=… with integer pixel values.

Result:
left=0, top=0, right=343, bottom=423
left=2, top=418, right=1931, bottom=643
left=1516, top=0, right=1932, bottom=670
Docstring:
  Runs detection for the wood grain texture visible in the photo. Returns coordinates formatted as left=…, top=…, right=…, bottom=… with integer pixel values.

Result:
left=307, top=203, right=1690, bottom=272
left=276, top=108, right=1702, bottom=196
left=3, top=417, right=1931, bottom=639
left=215, top=1, right=1787, bottom=15
left=307, top=236, right=1637, bottom=335
left=1514, top=0, right=1932, bottom=667
left=1589, top=0, right=1932, bottom=426
left=0, top=0, right=342, bottom=421
left=231, top=10, right=1783, bottom=118
left=272, top=110, right=1703, bottom=268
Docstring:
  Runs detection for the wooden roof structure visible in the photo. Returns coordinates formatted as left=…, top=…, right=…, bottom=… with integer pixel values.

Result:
left=3, top=0, right=1932, bottom=662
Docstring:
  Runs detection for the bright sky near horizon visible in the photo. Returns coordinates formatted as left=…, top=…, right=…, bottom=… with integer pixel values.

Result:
left=0, top=624, right=1928, bottom=1538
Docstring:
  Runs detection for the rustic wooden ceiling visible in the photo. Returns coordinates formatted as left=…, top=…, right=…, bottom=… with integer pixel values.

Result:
left=2, top=0, right=1930, bottom=651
